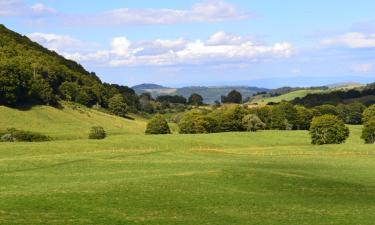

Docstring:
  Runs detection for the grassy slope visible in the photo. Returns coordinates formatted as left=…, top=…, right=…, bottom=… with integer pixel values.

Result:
left=0, top=102, right=146, bottom=140
left=0, top=122, right=375, bottom=224
left=251, top=89, right=326, bottom=105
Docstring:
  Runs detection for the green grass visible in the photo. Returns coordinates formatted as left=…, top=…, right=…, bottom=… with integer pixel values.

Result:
left=0, top=107, right=375, bottom=225
left=0, top=102, right=146, bottom=140
left=251, top=89, right=327, bottom=105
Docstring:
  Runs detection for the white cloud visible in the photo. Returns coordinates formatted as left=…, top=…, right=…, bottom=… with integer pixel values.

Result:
left=322, top=32, right=375, bottom=48
left=291, top=68, right=301, bottom=74
left=351, top=63, right=373, bottom=73
left=63, top=1, right=252, bottom=26
left=50, top=33, right=293, bottom=68
left=206, top=31, right=250, bottom=45
left=28, top=33, right=86, bottom=51
left=0, top=0, right=56, bottom=16
left=30, top=3, right=57, bottom=15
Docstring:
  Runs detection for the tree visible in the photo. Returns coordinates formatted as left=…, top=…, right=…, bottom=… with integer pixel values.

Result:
left=248, top=106, right=272, bottom=129
left=145, top=114, right=171, bottom=135
left=88, top=126, right=106, bottom=139
left=211, top=105, right=246, bottom=132
left=188, top=93, right=204, bottom=106
left=295, top=106, right=314, bottom=130
left=108, top=94, right=128, bottom=118
left=313, top=104, right=338, bottom=117
left=242, top=114, right=266, bottom=132
left=337, top=103, right=365, bottom=124
left=178, top=111, right=208, bottom=134
left=309, top=115, right=349, bottom=145
left=363, top=105, right=375, bottom=124
left=221, top=90, right=242, bottom=104
left=361, top=118, right=375, bottom=144
left=29, top=74, right=57, bottom=105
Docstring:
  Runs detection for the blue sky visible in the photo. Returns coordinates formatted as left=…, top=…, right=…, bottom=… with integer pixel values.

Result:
left=2, top=0, right=375, bottom=87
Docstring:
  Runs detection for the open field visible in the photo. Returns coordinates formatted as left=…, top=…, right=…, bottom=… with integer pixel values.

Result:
left=1, top=111, right=375, bottom=225
left=251, top=89, right=327, bottom=105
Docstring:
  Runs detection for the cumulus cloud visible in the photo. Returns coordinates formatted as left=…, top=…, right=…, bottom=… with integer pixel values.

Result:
left=32, top=32, right=292, bottom=68
left=63, top=1, right=252, bottom=26
left=351, top=63, right=373, bottom=73
left=322, top=32, right=375, bottom=48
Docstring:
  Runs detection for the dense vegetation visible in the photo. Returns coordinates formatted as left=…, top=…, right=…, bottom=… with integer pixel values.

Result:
left=0, top=24, right=139, bottom=113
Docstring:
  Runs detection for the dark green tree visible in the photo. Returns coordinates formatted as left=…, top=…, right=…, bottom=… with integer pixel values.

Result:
left=108, top=94, right=128, bottom=118
left=188, top=93, right=204, bottom=106
left=221, top=90, right=242, bottom=104
left=363, top=105, right=375, bottom=124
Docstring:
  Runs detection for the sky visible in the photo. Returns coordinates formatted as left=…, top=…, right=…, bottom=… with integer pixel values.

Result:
left=1, top=0, right=375, bottom=88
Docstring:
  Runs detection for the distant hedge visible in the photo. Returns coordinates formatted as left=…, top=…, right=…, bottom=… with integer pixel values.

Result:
left=0, top=128, right=50, bottom=142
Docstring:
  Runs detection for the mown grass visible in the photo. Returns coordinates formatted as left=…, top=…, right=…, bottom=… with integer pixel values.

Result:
left=0, top=117, right=374, bottom=225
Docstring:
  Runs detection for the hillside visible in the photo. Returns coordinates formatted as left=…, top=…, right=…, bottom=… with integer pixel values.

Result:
left=251, top=89, right=327, bottom=105
left=0, top=24, right=139, bottom=110
left=0, top=102, right=146, bottom=140
left=133, top=84, right=269, bottom=103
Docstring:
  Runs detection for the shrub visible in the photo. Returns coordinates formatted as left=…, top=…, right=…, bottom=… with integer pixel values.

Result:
left=361, top=118, right=375, bottom=144
left=145, top=114, right=171, bottom=135
left=295, top=106, right=314, bottom=130
left=309, top=115, right=349, bottom=145
left=362, top=105, right=375, bottom=124
left=178, top=111, right=208, bottom=134
left=88, top=126, right=106, bottom=139
left=242, top=114, right=266, bottom=132
left=0, top=128, right=50, bottom=142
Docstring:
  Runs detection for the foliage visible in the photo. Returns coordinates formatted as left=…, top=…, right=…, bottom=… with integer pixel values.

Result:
left=178, top=111, right=209, bottom=134
left=309, top=115, right=349, bottom=145
left=210, top=105, right=246, bottom=132
left=361, top=118, right=375, bottom=144
left=156, top=95, right=187, bottom=104
left=221, top=90, right=242, bottom=104
left=248, top=106, right=273, bottom=129
left=145, top=114, right=171, bottom=135
left=242, top=114, right=266, bottom=132
left=313, top=104, right=339, bottom=116
left=362, top=105, right=375, bottom=124
left=295, top=106, right=314, bottom=130
left=0, top=128, right=50, bottom=142
left=88, top=126, right=106, bottom=139
left=108, top=94, right=128, bottom=118
left=188, top=93, right=204, bottom=106
left=337, top=102, right=366, bottom=124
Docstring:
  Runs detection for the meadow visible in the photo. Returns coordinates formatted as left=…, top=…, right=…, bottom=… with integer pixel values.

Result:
left=0, top=105, right=375, bottom=225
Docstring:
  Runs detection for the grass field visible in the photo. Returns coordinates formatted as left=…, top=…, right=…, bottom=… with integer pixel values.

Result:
left=251, top=89, right=327, bottom=105
left=0, top=105, right=374, bottom=225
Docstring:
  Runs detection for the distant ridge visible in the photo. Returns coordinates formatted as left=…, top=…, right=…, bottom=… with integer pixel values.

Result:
left=132, top=83, right=171, bottom=90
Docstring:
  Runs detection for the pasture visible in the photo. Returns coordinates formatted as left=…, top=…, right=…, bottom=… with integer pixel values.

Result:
left=0, top=105, right=374, bottom=225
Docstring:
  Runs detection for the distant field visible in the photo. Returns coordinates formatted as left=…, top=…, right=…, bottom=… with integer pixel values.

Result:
left=0, top=109, right=374, bottom=225
left=251, top=89, right=328, bottom=105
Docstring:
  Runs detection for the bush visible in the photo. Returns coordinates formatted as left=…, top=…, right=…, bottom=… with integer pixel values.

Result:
left=295, top=106, right=314, bottom=130
left=88, top=126, right=106, bottom=139
left=210, top=105, right=246, bottom=132
left=242, top=114, right=266, bottom=132
left=362, top=105, right=375, bottom=124
left=178, top=111, right=208, bottom=134
left=145, top=114, right=171, bottom=135
left=0, top=128, right=50, bottom=142
left=309, top=115, right=349, bottom=145
left=361, top=118, right=375, bottom=144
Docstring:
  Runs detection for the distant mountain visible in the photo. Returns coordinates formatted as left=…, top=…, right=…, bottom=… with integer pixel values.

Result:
left=132, top=83, right=269, bottom=103
left=132, top=83, right=170, bottom=90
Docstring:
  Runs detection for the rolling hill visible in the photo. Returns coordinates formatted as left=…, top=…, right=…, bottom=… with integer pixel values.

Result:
left=0, top=102, right=146, bottom=140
